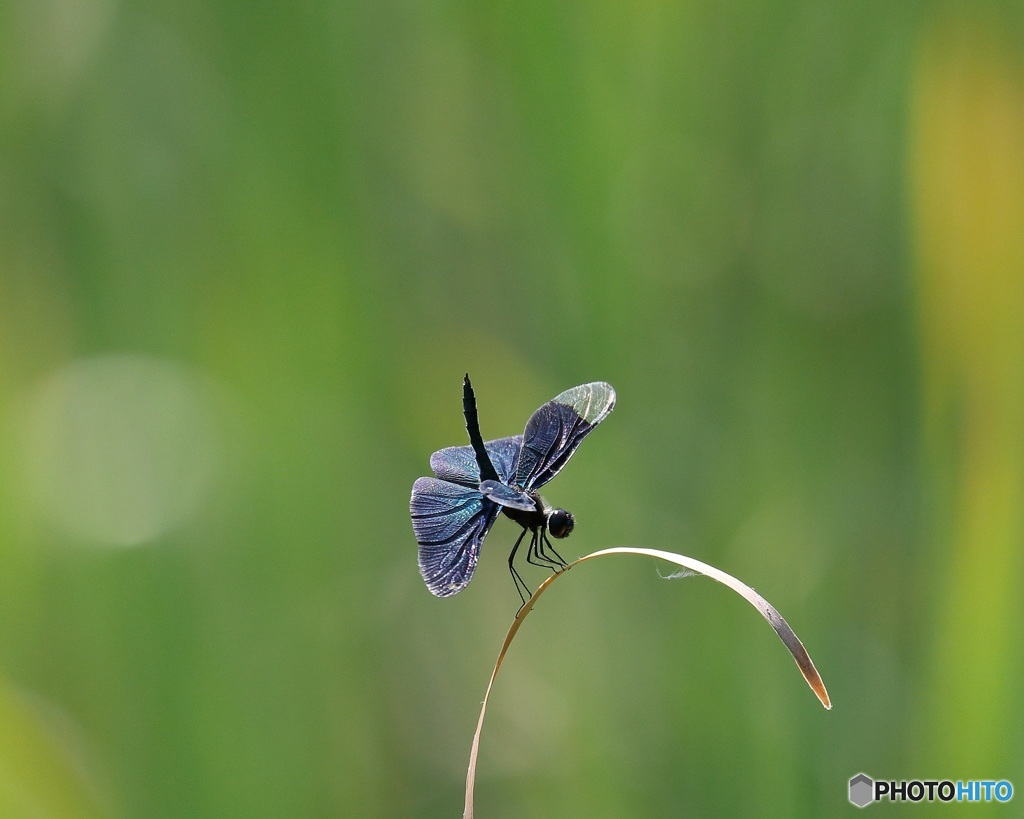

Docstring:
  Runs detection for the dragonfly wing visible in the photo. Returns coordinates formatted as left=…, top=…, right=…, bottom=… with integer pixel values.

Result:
left=410, top=477, right=500, bottom=597
left=429, top=435, right=523, bottom=486
left=479, top=479, right=536, bottom=512
left=514, top=382, right=616, bottom=489
left=484, top=435, right=523, bottom=483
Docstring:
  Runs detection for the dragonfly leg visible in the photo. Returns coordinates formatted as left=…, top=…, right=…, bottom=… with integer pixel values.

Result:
left=535, top=530, right=567, bottom=570
left=508, top=527, right=532, bottom=604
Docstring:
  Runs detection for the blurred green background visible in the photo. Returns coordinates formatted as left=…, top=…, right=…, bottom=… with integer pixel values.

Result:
left=2, top=1, right=1023, bottom=816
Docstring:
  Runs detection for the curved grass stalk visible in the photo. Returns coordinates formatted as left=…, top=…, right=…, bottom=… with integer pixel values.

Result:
left=464, top=546, right=831, bottom=818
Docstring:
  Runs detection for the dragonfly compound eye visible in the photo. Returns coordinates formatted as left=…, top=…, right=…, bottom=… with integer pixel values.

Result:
left=547, top=509, right=575, bottom=539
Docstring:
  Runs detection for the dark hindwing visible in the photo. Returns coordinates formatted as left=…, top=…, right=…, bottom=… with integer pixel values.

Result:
left=429, top=435, right=523, bottom=487
left=515, top=382, right=616, bottom=489
left=410, top=477, right=501, bottom=597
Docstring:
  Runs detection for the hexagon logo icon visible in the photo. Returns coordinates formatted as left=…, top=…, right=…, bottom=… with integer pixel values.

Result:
left=849, top=773, right=874, bottom=807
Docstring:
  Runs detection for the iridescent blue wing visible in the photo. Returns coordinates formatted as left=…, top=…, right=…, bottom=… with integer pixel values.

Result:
left=514, top=382, right=616, bottom=490
left=410, top=477, right=501, bottom=597
left=479, top=479, right=536, bottom=511
left=429, top=435, right=523, bottom=487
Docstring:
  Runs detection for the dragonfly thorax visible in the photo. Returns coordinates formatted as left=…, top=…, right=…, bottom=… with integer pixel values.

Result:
left=500, top=491, right=575, bottom=538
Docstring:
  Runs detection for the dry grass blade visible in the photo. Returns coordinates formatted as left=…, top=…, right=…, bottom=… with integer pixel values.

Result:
left=464, top=545, right=831, bottom=818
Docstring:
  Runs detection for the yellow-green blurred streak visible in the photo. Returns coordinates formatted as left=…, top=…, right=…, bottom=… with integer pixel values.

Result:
left=910, top=15, right=1024, bottom=771
left=0, top=676, right=106, bottom=819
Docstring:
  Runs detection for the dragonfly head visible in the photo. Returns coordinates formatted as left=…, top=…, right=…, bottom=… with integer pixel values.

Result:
left=546, top=508, right=575, bottom=539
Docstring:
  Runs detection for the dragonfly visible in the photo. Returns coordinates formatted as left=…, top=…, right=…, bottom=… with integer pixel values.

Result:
left=410, top=375, right=616, bottom=602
